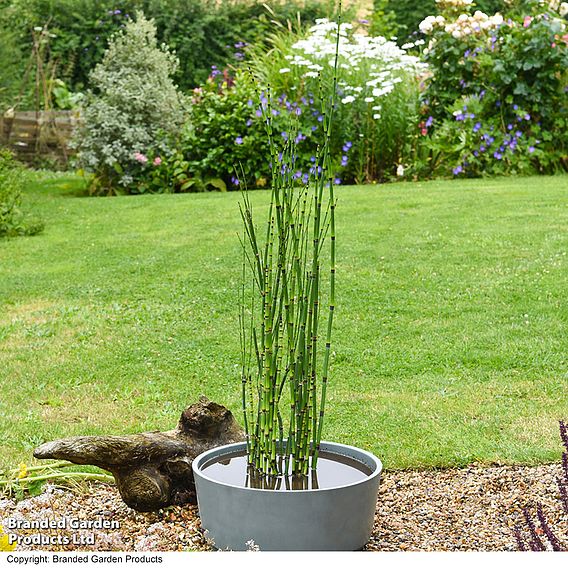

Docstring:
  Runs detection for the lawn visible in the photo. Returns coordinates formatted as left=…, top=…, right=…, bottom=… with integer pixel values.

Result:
left=1, top=174, right=567, bottom=472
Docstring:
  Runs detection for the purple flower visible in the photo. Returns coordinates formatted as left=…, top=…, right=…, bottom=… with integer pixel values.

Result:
left=493, top=152, right=502, bottom=160
left=341, top=155, right=348, bottom=167
left=507, top=124, right=513, bottom=130
left=231, top=175, right=240, bottom=186
left=271, top=109, right=280, bottom=116
left=528, top=146, right=535, bottom=153
left=295, top=133, right=306, bottom=144
left=473, top=151, right=479, bottom=157
left=234, top=41, right=247, bottom=49
left=473, top=122, right=481, bottom=133
left=453, top=165, right=463, bottom=175
left=311, top=125, right=317, bottom=132
left=246, top=119, right=253, bottom=127
left=513, top=104, right=519, bottom=110
left=302, top=173, right=309, bottom=184
left=342, top=141, right=353, bottom=152
left=358, top=19, right=369, bottom=24
left=480, top=145, right=486, bottom=152
left=247, top=99, right=253, bottom=107
left=281, top=132, right=288, bottom=140
left=294, top=171, right=302, bottom=180
left=524, top=114, right=531, bottom=121
left=425, top=116, right=434, bottom=128
left=235, top=136, right=243, bottom=145
left=294, top=107, right=302, bottom=116
left=234, top=52, right=244, bottom=61
left=255, top=109, right=262, bottom=117
left=114, top=9, right=121, bottom=15
left=496, top=101, right=501, bottom=108
left=310, top=156, right=316, bottom=163
left=317, top=115, right=323, bottom=123
left=334, top=177, right=342, bottom=185
left=515, top=131, right=522, bottom=138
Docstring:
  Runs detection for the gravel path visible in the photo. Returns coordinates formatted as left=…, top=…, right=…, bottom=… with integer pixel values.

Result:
left=1, top=463, right=565, bottom=552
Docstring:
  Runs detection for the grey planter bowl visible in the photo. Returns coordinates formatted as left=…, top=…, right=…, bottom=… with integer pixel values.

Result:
left=192, top=441, right=382, bottom=551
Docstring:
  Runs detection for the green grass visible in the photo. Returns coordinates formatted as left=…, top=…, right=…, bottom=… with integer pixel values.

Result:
left=1, top=174, right=567, bottom=471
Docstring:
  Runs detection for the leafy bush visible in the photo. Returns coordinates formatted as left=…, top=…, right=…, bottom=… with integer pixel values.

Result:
left=0, top=0, right=331, bottom=100
left=415, top=0, right=568, bottom=178
left=184, top=71, right=340, bottom=190
left=0, top=150, right=43, bottom=237
left=74, top=12, right=186, bottom=194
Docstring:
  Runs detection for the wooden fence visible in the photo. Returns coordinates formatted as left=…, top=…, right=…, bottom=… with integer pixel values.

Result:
left=0, top=110, right=80, bottom=167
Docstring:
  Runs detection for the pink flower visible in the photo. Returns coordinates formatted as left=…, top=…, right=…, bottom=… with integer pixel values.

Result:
left=153, top=156, right=162, bottom=166
left=523, top=16, right=532, bottom=28
left=134, top=152, right=148, bottom=164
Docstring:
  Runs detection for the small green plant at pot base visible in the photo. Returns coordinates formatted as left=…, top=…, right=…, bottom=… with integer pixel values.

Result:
left=192, top=2, right=383, bottom=551
left=0, top=150, right=44, bottom=238
left=0, top=461, right=114, bottom=501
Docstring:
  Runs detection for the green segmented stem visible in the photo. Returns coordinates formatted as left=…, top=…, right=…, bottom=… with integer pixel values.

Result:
left=239, top=2, right=342, bottom=480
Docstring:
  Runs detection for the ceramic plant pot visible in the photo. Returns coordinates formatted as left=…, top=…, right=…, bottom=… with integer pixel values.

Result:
left=192, top=440, right=382, bottom=551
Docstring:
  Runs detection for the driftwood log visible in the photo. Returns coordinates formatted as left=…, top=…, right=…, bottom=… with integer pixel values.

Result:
left=33, top=397, right=244, bottom=512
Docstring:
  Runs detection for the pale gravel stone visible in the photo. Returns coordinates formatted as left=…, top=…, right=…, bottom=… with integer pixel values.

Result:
left=1, top=464, right=566, bottom=551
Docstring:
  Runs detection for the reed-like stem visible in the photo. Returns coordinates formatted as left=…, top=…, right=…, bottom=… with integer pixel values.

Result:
left=239, top=2, right=342, bottom=480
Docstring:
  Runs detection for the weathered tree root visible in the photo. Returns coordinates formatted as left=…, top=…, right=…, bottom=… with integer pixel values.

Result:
left=34, top=396, right=244, bottom=512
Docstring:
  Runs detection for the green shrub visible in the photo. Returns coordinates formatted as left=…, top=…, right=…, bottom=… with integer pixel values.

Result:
left=415, top=0, right=568, bottom=178
left=0, top=150, right=43, bottom=237
left=0, top=0, right=332, bottom=100
left=184, top=71, right=334, bottom=190
left=74, top=12, right=187, bottom=194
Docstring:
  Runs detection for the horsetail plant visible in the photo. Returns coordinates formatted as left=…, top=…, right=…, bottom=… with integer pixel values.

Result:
left=238, top=3, right=342, bottom=481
